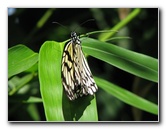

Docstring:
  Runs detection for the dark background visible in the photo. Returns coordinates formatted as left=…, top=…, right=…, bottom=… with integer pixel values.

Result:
left=8, top=8, right=158, bottom=121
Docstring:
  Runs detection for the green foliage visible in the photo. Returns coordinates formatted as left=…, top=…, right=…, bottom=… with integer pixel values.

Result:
left=98, top=8, right=141, bottom=40
left=38, top=41, right=98, bottom=121
left=8, top=8, right=158, bottom=121
left=82, top=38, right=158, bottom=82
left=8, top=45, right=38, bottom=78
left=8, top=38, right=158, bottom=120
left=9, top=73, right=34, bottom=96
left=39, top=41, right=64, bottom=121
left=94, top=77, right=158, bottom=115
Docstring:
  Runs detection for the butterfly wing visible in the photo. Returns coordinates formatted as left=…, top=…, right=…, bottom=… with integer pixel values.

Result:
left=61, top=41, right=77, bottom=100
left=75, top=44, right=98, bottom=96
left=61, top=40, right=98, bottom=101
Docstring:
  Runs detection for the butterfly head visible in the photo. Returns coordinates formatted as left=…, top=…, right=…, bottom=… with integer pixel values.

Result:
left=71, top=32, right=80, bottom=44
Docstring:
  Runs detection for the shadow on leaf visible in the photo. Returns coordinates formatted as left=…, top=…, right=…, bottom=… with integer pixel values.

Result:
left=62, top=91, right=94, bottom=121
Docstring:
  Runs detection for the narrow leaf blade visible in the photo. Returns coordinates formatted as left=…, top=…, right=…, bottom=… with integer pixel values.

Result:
left=82, top=38, right=158, bottom=82
left=95, top=77, right=158, bottom=115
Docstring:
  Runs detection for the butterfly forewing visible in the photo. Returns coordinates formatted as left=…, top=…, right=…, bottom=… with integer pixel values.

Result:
left=61, top=32, right=98, bottom=100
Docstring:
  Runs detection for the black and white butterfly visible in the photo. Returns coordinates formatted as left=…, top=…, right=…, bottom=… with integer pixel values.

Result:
left=61, top=32, right=98, bottom=101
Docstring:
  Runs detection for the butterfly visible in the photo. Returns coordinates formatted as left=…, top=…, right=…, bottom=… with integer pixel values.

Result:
left=61, top=31, right=98, bottom=100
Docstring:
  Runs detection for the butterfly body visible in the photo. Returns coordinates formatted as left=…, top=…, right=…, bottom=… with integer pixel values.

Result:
left=61, top=32, right=98, bottom=100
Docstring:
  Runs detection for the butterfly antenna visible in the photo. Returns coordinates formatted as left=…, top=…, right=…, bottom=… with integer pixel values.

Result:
left=73, top=19, right=95, bottom=32
left=80, top=19, right=95, bottom=26
left=52, top=21, right=69, bottom=31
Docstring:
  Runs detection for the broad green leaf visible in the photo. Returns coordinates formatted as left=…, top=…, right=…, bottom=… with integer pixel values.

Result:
left=8, top=44, right=38, bottom=78
left=62, top=93, right=98, bottom=121
left=38, top=41, right=98, bottom=121
left=95, top=77, right=158, bottom=115
left=25, top=63, right=38, bottom=73
left=39, top=41, right=64, bottom=121
left=81, top=38, right=158, bottom=82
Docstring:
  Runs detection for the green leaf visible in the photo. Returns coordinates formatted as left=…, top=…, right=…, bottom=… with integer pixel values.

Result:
left=23, top=96, right=43, bottom=103
left=39, top=41, right=98, bottom=121
left=8, top=73, right=34, bottom=96
left=27, top=104, right=41, bottom=121
left=8, top=44, right=38, bottom=78
left=25, top=63, right=38, bottom=73
left=39, top=41, right=64, bottom=121
left=62, top=93, right=98, bottom=121
left=9, top=95, right=42, bottom=103
left=95, top=77, right=158, bottom=115
left=98, top=8, right=141, bottom=41
left=82, top=38, right=158, bottom=82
